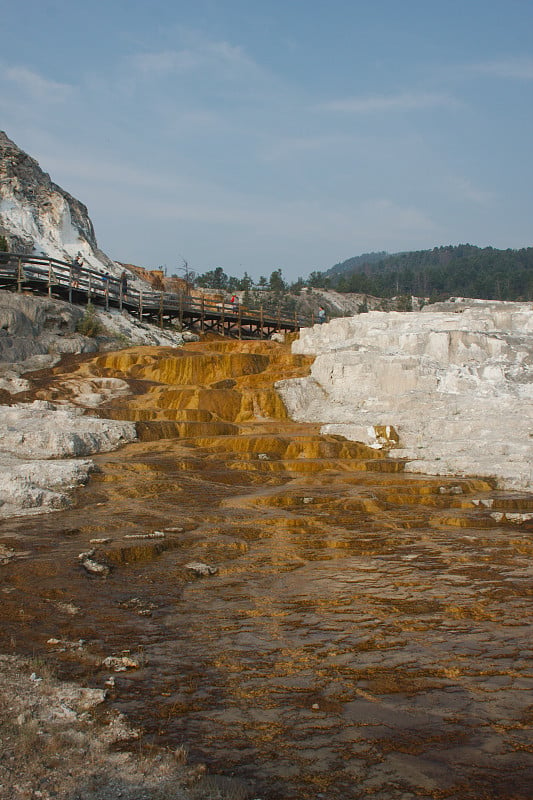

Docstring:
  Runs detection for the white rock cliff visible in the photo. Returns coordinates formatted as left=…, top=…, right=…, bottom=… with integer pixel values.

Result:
left=277, top=300, right=533, bottom=491
left=0, top=131, right=118, bottom=274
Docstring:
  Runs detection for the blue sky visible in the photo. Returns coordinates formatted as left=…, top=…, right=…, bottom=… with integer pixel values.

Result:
left=1, top=0, right=532, bottom=281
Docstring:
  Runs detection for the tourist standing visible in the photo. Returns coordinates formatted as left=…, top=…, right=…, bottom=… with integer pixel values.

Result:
left=71, top=254, right=83, bottom=288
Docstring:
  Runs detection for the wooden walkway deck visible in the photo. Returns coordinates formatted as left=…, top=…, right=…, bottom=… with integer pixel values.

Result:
left=0, top=253, right=313, bottom=338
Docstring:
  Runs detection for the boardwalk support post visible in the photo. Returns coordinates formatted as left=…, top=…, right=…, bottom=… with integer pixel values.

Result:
left=47, top=260, right=54, bottom=297
left=17, top=257, right=23, bottom=293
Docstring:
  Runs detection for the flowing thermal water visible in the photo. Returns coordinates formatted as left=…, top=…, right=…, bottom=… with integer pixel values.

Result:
left=1, top=338, right=532, bottom=799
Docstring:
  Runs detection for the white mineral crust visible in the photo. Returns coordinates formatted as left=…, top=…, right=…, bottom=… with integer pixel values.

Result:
left=0, top=401, right=137, bottom=517
left=277, top=301, right=533, bottom=491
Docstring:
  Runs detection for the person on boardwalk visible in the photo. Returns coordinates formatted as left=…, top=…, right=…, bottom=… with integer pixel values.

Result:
left=101, top=272, right=110, bottom=303
left=318, top=306, right=326, bottom=324
left=71, top=254, right=83, bottom=288
left=120, top=270, right=128, bottom=298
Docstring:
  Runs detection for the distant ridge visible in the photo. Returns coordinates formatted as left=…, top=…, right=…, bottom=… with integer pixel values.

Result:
left=318, top=244, right=533, bottom=301
left=326, top=251, right=389, bottom=279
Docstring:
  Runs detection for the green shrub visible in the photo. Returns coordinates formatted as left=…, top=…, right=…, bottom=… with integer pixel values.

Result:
left=76, top=303, right=104, bottom=337
left=396, top=294, right=413, bottom=312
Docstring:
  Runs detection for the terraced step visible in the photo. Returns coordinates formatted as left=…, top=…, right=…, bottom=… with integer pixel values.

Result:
left=429, top=511, right=502, bottom=529
left=190, top=433, right=391, bottom=460
left=135, top=420, right=239, bottom=440
left=103, top=408, right=215, bottom=422
left=489, top=494, right=533, bottom=512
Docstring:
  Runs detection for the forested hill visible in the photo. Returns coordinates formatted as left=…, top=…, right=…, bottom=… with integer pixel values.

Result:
left=326, top=251, right=389, bottom=278
left=317, top=245, right=533, bottom=301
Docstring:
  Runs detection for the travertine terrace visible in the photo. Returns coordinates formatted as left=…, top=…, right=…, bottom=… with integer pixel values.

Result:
left=0, top=335, right=531, bottom=799
left=280, top=301, right=533, bottom=491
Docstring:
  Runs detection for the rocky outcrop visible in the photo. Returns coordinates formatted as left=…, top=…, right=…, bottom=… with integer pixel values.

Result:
left=0, top=454, right=95, bottom=518
left=0, top=131, right=115, bottom=272
left=0, top=288, right=185, bottom=366
left=293, top=287, right=418, bottom=320
left=0, top=285, right=189, bottom=518
left=0, top=288, right=93, bottom=364
left=278, top=300, right=533, bottom=490
left=0, top=401, right=137, bottom=518
left=0, top=401, right=137, bottom=459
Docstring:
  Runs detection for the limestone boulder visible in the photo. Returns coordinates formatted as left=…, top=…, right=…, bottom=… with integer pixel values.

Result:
left=0, top=401, right=137, bottom=459
left=0, top=290, right=90, bottom=362
left=0, top=401, right=137, bottom=517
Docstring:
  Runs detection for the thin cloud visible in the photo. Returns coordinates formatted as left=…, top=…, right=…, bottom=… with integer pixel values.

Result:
left=449, top=176, right=495, bottom=206
left=122, top=193, right=438, bottom=245
left=319, top=91, right=460, bottom=113
left=5, top=66, right=72, bottom=102
left=178, top=109, right=221, bottom=126
left=206, top=40, right=254, bottom=69
left=131, top=38, right=258, bottom=79
left=132, top=49, right=203, bottom=75
left=39, top=154, right=199, bottom=194
left=470, top=57, right=533, bottom=80
left=259, top=134, right=356, bottom=161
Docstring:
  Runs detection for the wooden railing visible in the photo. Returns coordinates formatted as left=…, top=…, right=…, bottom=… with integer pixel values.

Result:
left=0, top=252, right=315, bottom=335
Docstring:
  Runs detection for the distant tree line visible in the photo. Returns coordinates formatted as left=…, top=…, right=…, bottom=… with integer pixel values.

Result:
left=193, top=266, right=303, bottom=315
left=183, top=244, right=533, bottom=305
left=311, top=245, right=533, bottom=301
left=194, top=266, right=290, bottom=294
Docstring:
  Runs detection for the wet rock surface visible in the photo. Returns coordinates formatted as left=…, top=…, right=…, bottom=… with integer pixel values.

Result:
left=0, top=337, right=531, bottom=799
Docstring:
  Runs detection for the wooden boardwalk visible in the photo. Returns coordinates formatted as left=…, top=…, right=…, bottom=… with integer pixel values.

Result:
left=0, top=253, right=313, bottom=338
